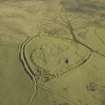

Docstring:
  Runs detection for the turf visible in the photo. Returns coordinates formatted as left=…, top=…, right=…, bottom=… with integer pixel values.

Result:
left=0, top=0, right=105, bottom=105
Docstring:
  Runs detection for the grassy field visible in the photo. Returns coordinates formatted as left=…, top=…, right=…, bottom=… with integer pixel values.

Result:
left=0, top=0, right=105, bottom=105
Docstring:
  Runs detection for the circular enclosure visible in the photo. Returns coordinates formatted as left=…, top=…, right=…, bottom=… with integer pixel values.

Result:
left=25, top=35, right=91, bottom=78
